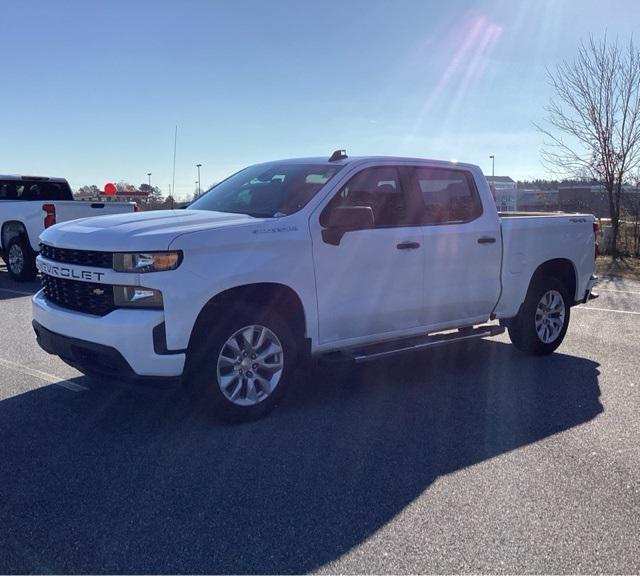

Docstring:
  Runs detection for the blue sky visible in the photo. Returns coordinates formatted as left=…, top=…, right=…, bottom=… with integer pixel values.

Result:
left=2, top=0, right=639, bottom=199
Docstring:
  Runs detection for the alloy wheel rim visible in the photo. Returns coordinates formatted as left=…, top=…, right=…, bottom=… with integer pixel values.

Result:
left=216, top=324, right=284, bottom=406
left=8, top=244, right=24, bottom=274
left=535, top=289, right=565, bottom=344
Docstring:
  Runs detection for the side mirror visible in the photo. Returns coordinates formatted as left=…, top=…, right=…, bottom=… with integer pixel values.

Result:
left=322, top=205, right=374, bottom=245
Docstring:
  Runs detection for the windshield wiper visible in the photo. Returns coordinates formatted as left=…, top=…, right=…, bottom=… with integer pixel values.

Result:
left=197, top=208, right=271, bottom=217
left=245, top=211, right=280, bottom=218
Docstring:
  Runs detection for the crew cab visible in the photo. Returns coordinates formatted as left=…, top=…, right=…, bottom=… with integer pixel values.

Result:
left=31, top=153, right=598, bottom=421
left=1, top=175, right=135, bottom=281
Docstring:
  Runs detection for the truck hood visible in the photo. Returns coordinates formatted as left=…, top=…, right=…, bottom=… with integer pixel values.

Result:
left=39, top=209, right=265, bottom=251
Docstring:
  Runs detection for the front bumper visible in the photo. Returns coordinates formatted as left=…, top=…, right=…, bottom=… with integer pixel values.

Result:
left=32, top=290, right=185, bottom=379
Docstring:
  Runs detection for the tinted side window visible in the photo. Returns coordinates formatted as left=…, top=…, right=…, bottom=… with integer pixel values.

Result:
left=412, top=168, right=482, bottom=224
left=320, top=167, right=411, bottom=228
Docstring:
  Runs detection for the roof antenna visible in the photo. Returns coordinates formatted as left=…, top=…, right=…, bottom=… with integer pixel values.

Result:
left=329, top=149, right=348, bottom=161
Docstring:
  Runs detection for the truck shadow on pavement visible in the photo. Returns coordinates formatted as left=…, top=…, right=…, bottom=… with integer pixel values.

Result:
left=0, top=264, right=40, bottom=300
left=0, top=339, right=602, bottom=574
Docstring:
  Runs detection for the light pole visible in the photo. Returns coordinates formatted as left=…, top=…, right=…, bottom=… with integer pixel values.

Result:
left=489, top=155, right=495, bottom=198
left=196, top=163, right=202, bottom=197
left=147, top=172, right=152, bottom=187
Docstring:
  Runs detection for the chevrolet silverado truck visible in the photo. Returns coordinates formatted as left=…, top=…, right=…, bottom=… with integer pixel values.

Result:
left=32, top=153, right=598, bottom=421
left=1, top=175, right=135, bottom=281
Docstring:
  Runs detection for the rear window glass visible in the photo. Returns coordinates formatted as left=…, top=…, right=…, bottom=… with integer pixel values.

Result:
left=0, top=180, right=72, bottom=201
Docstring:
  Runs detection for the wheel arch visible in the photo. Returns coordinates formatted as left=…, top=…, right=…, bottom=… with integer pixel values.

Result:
left=187, top=282, right=308, bottom=353
left=531, top=258, right=578, bottom=305
left=1, top=221, right=30, bottom=251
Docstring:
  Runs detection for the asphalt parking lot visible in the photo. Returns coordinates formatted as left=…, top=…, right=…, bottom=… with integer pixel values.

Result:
left=0, top=263, right=638, bottom=574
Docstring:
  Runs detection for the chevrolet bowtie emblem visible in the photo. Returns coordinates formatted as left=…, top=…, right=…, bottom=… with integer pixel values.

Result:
left=92, top=288, right=105, bottom=296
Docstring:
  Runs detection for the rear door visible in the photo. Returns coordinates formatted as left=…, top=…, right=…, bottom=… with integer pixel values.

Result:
left=406, top=165, right=502, bottom=327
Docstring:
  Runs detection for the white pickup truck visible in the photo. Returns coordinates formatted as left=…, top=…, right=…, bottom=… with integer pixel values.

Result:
left=32, top=153, right=598, bottom=421
left=1, top=175, right=135, bottom=281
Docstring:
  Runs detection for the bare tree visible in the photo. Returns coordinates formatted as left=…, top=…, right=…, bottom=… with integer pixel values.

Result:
left=623, top=171, right=640, bottom=256
left=538, top=36, right=640, bottom=256
left=74, top=185, right=101, bottom=198
left=139, top=183, right=164, bottom=206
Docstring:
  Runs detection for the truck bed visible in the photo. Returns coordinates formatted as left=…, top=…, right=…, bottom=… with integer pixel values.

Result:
left=495, top=211, right=595, bottom=319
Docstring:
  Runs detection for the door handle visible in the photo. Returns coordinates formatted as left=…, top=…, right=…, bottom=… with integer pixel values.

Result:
left=477, top=236, right=496, bottom=244
left=396, top=241, right=421, bottom=250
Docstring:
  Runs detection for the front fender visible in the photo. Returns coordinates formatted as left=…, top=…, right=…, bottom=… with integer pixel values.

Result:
left=151, top=220, right=318, bottom=351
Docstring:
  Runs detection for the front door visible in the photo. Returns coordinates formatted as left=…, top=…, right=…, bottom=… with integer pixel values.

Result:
left=311, top=165, right=425, bottom=345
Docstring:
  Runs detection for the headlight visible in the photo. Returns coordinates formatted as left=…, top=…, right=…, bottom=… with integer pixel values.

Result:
left=113, top=286, right=164, bottom=308
left=113, top=252, right=182, bottom=273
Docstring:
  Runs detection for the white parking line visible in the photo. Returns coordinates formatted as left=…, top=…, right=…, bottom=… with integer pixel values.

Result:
left=0, top=358, right=87, bottom=391
left=577, top=306, right=640, bottom=316
left=596, top=288, right=640, bottom=295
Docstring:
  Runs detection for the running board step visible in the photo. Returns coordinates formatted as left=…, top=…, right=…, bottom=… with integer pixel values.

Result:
left=339, top=324, right=505, bottom=364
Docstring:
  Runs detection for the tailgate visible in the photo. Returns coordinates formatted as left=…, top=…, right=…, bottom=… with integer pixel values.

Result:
left=53, top=200, right=136, bottom=224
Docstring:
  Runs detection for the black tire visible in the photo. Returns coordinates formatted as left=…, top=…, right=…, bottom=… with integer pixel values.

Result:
left=508, top=275, right=571, bottom=355
left=5, top=236, right=37, bottom=282
left=186, top=305, right=298, bottom=423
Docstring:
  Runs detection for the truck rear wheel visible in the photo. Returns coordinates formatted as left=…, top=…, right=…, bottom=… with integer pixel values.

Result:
left=5, top=236, right=37, bottom=282
left=508, top=276, right=570, bottom=355
left=186, top=305, right=297, bottom=422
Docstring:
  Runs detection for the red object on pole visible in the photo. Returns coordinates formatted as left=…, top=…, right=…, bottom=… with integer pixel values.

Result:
left=104, top=182, right=117, bottom=196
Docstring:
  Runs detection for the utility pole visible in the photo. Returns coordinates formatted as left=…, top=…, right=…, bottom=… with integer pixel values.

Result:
left=172, top=125, right=177, bottom=210
left=489, top=155, right=495, bottom=198
left=147, top=172, right=152, bottom=187
left=196, top=163, right=202, bottom=197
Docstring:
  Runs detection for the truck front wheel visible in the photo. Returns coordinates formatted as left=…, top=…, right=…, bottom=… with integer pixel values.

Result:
left=5, top=236, right=38, bottom=282
left=508, top=276, right=570, bottom=355
left=187, top=306, right=297, bottom=422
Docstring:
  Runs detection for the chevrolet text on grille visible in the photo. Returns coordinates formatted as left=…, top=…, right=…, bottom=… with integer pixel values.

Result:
left=39, top=261, right=105, bottom=282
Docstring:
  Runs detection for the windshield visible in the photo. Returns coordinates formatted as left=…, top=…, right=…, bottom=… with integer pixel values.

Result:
left=188, top=163, right=343, bottom=217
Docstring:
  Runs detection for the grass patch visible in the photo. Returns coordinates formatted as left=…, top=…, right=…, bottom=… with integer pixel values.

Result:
left=596, top=255, right=640, bottom=281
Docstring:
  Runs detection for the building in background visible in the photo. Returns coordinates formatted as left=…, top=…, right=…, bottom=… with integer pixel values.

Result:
left=558, top=183, right=609, bottom=216
left=487, top=176, right=517, bottom=211
left=75, top=188, right=150, bottom=204
left=517, top=189, right=559, bottom=212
